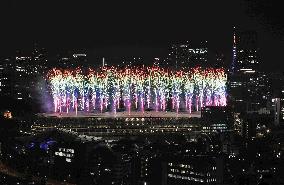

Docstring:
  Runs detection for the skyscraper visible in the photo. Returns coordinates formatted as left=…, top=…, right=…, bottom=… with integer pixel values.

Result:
left=0, top=44, right=48, bottom=101
left=0, top=58, right=13, bottom=97
left=169, top=41, right=208, bottom=69
left=235, top=30, right=259, bottom=74
left=215, top=52, right=226, bottom=68
left=272, top=89, right=284, bottom=127
left=229, top=29, right=268, bottom=112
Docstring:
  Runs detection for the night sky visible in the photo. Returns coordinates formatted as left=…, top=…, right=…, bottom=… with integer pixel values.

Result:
left=1, top=0, right=284, bottom=71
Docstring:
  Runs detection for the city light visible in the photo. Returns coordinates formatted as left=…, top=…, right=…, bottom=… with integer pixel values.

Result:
left=47, top=66, right=227, bottom=114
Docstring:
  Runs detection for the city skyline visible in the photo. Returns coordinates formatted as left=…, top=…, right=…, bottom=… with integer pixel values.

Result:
left=1, top=0, right=284, bottom=71
left=0, top=1, right=284, bottom=185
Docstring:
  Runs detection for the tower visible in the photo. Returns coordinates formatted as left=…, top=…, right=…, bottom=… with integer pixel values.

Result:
left=228, top=28, right=265, bottom=112
left=236, top=30, right=259, bottom=74
left=231, top=27, right=237, bottom=74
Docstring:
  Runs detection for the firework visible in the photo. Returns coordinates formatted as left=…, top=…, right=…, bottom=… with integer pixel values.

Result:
left=47, top=66, right=227, bottom=114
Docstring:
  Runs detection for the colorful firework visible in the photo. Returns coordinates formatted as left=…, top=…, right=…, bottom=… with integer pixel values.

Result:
left=46, top=66, right=227, bottom=114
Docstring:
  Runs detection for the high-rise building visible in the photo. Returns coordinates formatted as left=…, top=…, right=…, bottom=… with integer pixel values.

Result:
left=57, top=51, right=87, bottom=68
left=272, top=89, right=284, bottom=127
left=201, top=106, right=233, bottom=133
left=0, top=55, right=34, bottom=100
left=72, top=53, right=87, bottom=67
left=165, top=155, right=224, bottom=184
left=228, top=29, right=268, bottom=112
left=0, top=58, right=13, bottom=97
left=235, top=30, right=259, bottom=74
left=169, top=41, right=208, bottom=69
left=214, top=52, right=226, bottom=68
left=13, top=55, right=31, bottom=100
left=0, top=45, right=48, bottom=101
left=241, top=113, right=257, bottom=140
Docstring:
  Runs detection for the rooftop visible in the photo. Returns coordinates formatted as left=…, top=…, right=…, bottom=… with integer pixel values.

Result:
left=39, top=110, right=201, bottom=119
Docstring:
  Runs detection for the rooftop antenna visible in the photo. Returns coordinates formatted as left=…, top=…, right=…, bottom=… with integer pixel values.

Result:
left=102, top=57, right=105, bottom=67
